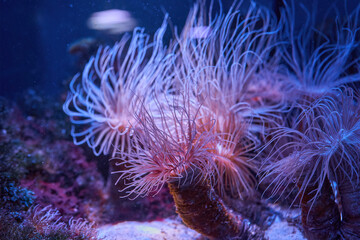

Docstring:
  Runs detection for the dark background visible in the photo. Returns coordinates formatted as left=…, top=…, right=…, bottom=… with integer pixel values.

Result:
left=0, top=0, right=357, bottom=100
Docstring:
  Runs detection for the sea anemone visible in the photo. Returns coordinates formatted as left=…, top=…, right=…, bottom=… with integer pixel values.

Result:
left=263, top=88, right=360, bottom=196
left=279, top=1, right=360, bottom=99
left=188, top=80, right=260, bottom=199
left=261, top=88, right=360, bottom=239
left=116, top=92, right=263, bottom=239
left=116, top=94, right=217, bottom=198
left=112, top=1, right=287, bottom=238
left=257, top=3, right=360, bottom=239
left=174, top=0, right=288, bottom=111
left=166, top=0, right=287, bottom=198
left=114, top=0, right=283, bottom=199
left=60, top=0, right=360, bottom=238
left=63, top=18, right=171, bottom=157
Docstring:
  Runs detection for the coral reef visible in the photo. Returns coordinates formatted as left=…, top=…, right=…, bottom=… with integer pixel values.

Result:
left=0, top=96, right=102, bottom=239
left=0, top=89, right=176, bottom=239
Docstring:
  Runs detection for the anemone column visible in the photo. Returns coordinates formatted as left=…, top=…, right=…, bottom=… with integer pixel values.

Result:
left=339, top=176, right=360, bottom=239
left=167, top=169, right=262, bottom=240
left=298, top=178, right=340, bottom=240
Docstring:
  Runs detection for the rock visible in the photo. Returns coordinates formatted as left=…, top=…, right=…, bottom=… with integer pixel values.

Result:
left=97, top=218, right=201, bottom=240
left=265, top=218, right=305, bottom=240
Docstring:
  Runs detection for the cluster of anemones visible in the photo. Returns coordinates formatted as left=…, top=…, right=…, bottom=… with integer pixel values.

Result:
left=64, top=1, right=360, bottom=239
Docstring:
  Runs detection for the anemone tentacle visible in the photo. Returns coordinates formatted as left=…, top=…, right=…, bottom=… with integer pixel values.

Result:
left=280, top=1, right=360, bottom=98
left=63, top=18, right=172, bottom=157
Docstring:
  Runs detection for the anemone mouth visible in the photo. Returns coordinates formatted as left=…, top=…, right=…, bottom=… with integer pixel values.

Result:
left=188, top=104, right=258, bottom=198
left=108, top=122, right=131, bottom=133
left=209, top=138, right=257, bottom=199
left=106, top=108, right=135, bottom=132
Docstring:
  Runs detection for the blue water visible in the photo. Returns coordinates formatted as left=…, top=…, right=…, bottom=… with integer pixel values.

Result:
left=0, top=0, right=358, bottom=99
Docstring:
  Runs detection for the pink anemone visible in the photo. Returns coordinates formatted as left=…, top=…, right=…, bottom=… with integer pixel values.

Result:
left=63, top=18, right=172, bottom=157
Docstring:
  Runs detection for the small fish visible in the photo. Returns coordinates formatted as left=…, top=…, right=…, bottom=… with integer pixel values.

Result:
left=87, top=9, right=137, bottom=34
